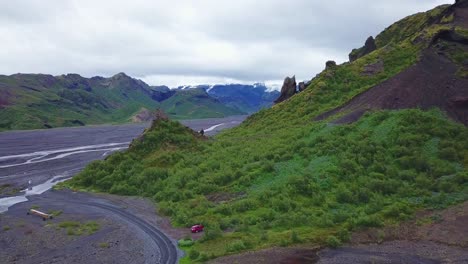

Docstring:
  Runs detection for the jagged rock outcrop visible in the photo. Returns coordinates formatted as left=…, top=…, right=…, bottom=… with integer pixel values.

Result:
left=131, top=108, right=152, bottom=122
left=153, top=109, right=169, bottom=121
left=298, top=82, right=306, bottom=92
left=431, top=29, right=468, bottom=46
left=349, top=36, right=377, bottom=62
left=326, top=61, right=337, bottom=70
left=132, top=108, right=170, bottom=123
left=274, top=76, right=297, bottom=104
left=298, top=80, right=312, bottom=92
left=59, top=74, right=93, bottom=91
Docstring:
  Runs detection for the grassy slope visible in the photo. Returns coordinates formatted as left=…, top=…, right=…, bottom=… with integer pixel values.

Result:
left=0, top=74, right=159, bottom=131
left=67, top=4, right=468, bottom=261
left=160, top=89, right=245, bottom=120
left=0, top=76, right=244, bottom=131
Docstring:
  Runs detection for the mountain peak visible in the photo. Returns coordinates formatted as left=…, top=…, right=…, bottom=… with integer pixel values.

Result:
left=112, top=72, right=130, bottom=79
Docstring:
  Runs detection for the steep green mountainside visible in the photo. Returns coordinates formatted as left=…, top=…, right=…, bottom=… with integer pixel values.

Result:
left=0, top=73, right=244, bottom=131
left=68, top=2, right=468, bottom=261
left=0, top=73, right=158, bottom=131
left=160, top=88, right=245, bottom=120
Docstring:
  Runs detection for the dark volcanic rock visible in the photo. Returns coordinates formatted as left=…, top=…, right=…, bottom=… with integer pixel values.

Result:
left=274, top=76, right=297, bottom=104
left=431, top=29, right=468, bottom=46
left=298, top=80, right=312, bottom=92
left=298, top=82, right=306, bottom=92
left=365, top=36, right=377, bottom=50
left=455, top=0, right=468, bottom=7
left=153, top=109, right=169, bottom=121
left=326, top=61, right=337, bottom=70
left=349, top=36, right=377, bottom=62
left=316, top=48, right=468, bottom=125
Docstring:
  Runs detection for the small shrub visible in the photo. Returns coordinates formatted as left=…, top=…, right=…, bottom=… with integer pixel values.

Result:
left=48, top=210, right=63, bottom=217
left=199, top=253, right=210, bottom=261
left=226, top=240, right=247, bottom=253
left=326, top=235, right=341, bottom=248
left=382, top=202, right=413, bottom=220
left=58, top=221, right=80, bottom=229
left=188, top=249, right=200, bottom=260
left=279, top=239, right=290, bottom=247
left=291, top=231, right=301, bottom=243
left=430, top=213, right=444, bottom=223
left=98, top=242, right=110, bottom=248
left=58, top=221, right=100, bottom=236
left=67, top=229, right=76, bottom=236
left=3, top=226, right=10, bottom=231
left=355, top=215, right=384, bottom=228
left=337, top=229, right=350, bottom=243
left=376, top=230, right=385, bottom=244
left=177, top=239, right=194, bottom=247
left=84, top=221, right=100, bottom=234
left=201, top=226, right=222, bottom=241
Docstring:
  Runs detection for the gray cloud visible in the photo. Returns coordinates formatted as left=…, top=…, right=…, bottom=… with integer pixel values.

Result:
left=0, top=0, right=452, bottom=88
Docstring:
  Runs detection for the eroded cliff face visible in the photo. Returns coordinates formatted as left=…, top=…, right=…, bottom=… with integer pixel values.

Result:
left=274, top=76, right=297, bottom=104
left=316, top=2, right=468, bottom=126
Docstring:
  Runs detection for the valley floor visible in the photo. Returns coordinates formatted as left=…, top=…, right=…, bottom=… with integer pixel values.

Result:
left=0, top=189, right=179, bottom=264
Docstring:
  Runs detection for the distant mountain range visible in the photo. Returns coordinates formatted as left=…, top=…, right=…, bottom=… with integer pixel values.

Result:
left=0, top=73, right=279, bottom=131
left=174, top=83, right=280, bottom=114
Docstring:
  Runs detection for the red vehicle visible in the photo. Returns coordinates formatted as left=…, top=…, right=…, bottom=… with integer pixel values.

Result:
left=191, top=224, right=204, bottom=233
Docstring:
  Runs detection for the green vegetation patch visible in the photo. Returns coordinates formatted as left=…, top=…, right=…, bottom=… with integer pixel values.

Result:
left=68, top=109, right=468, bottom=258
left=48, top=210, right=63, bottom=217
left=58, top=221, right=100, bottom=236
left=98, top=242, right=110, bottom=248
left=178, top=238, right=195, bottom=247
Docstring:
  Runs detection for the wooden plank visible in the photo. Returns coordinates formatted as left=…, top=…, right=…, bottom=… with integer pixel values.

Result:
left=27, top=209, right=52, bottom=220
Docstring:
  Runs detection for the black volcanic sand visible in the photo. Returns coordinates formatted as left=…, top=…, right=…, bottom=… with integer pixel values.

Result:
left=0, top=190, right=168, bottom=264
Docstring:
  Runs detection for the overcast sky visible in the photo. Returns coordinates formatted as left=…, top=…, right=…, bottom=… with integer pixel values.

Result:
left=0, top=0, right=451, bottom=89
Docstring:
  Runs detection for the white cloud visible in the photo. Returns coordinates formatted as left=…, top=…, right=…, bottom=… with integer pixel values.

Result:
left=0, top=0, right=453, bottom=87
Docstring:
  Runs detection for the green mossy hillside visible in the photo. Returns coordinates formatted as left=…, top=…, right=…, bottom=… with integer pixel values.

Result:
left=160, top=89, right=245, bottom=120
left=0, top=75, right=244, bottom=131
left=67, top=2, right=468, bottom=261
left=68, top=109, right=468, bottom=259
